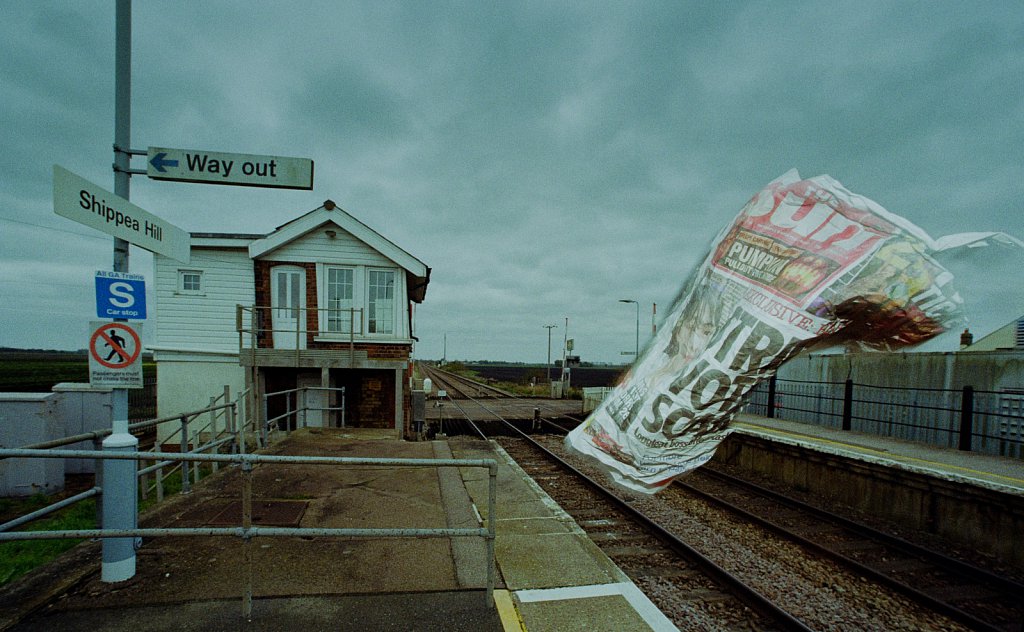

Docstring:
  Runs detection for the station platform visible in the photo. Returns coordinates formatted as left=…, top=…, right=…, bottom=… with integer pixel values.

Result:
left=0, top=428, right=677, bottom=632
left=731, top=412, right=1024, bottom=494
left=723, top=413, right=1024, bottom=569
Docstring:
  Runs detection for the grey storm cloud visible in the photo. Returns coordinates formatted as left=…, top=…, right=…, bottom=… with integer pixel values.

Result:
left=1, top=1, right=1021, bottom=361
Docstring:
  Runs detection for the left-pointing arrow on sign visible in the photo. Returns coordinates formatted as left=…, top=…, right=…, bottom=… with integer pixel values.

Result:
left=149, top=152, right=179, bottom=173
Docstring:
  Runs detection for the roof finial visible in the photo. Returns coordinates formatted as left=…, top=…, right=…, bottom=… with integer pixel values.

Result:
left=324, top=199, right=336, bottom=211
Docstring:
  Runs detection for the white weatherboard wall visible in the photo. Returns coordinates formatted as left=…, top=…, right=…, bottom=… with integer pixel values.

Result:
left=0, top=394, right=63, bottom=496
left=153, top=245, right=252, bottom=446
left=154, top=247, right=255, bottom=353
left=262, top=226, right=395, bottom=267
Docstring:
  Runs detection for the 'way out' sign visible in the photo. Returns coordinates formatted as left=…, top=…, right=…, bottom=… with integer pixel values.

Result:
left=147, top=146, right=314, bottom=190
left=53, top=165, right=190, bottom=263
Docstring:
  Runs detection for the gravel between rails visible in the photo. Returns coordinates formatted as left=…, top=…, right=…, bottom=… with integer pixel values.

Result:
left=521, top=435, right=971, bottom=632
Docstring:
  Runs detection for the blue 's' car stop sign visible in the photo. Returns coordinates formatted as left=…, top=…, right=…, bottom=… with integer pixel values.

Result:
left=95, top=271, right=147, bottom=320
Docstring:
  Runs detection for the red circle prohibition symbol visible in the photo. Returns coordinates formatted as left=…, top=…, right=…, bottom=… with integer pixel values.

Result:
left=90, top=323, right=142, bottom=369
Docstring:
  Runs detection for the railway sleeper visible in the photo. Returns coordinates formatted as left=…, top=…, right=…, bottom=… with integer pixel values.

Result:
left=602, top=545, right=672, bottom=558
left=632, top=565, right=703, bottom=581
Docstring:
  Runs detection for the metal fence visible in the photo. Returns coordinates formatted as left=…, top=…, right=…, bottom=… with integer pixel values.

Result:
left=262, top=385, right=346, bottom=440
left=745, top=377, right=1024, bottom=459
left=0, top=389, right=499, bottom=620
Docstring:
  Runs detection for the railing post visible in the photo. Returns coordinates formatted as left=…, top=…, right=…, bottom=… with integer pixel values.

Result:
left=92, top=436, right=104, bottom=528
left=349, top=307, right=356, bottom=368
left=842, top=379, right=854, bottom=431
left=139, top=458, right=148, bottom=500
left=238, top=401, right=248, bottom=455
left=209, top=395, right=219, bottom=473
left=180, top=415, right=191, bottom=494
left=959, top=385, right=975, bottom=451
left=295, top=307, right=301, bottom=366
left=227, top=392, right=238, bottom=455
left=242, top=459, right=254, bottom=621
left=766, top=376, right=777, bottom=419
left=192, top=428, right=201, bottom=484
left=486, top=462, right=497, bottom=607
left=259, top=391, right=268, bottom=448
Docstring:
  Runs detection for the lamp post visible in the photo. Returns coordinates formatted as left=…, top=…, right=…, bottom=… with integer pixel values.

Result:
left=619, top=299, right=639, bottom=359
left=543, top=324, right=558, bottom=382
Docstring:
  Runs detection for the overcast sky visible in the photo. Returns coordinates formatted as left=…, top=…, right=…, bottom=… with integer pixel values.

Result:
left=1, top=1, right=1022, bottom=364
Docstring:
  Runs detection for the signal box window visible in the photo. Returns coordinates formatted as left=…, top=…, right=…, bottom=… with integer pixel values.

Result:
left=326, top=266, right=355, bottom=334
left=179, top=270, right=202, bottom=294
left=367, top=269, right=395, bottom=335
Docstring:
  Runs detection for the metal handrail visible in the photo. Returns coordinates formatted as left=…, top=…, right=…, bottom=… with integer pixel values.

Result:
left=0, top=447, right=499, bottom=619
left=262, top=386, right=347, bottom=444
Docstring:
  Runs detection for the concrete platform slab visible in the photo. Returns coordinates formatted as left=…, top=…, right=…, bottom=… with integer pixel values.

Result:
left=3, top=430, right=678, bottom=632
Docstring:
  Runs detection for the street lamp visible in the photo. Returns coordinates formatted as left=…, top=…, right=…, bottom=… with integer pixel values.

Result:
left=619, top=299, right=639, bottom=359
left=543, top=324, right=558, bottom=382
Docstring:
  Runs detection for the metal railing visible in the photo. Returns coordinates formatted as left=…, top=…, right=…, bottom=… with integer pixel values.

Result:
left=745, top=377, right=1024, bottom=459
left=236, top=304, right=367, bottom=363
left=0, top=447, right=498, bottom=619
left=261, top=386, right=346, bottom=445
left=138, top=385, right=244, bottom=500
left=1, top=385, right=246, bottom=533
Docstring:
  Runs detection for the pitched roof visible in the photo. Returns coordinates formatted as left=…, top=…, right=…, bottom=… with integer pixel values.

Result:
left=248, top=200, right=431, bottom=302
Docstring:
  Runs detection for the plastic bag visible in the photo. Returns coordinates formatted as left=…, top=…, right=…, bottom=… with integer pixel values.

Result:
left=565, top=169, right=1017, bottom=494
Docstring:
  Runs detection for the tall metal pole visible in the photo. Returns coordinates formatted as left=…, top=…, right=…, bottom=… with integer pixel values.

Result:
left=561, top=317, right=569, bottom=395
left=619, top=299, right=639, bottom=358
left=626, top=303, right=634, bottom=356
left=543, top=324, right=557, bottom=382
left=103, top=0, right=138, bottom=583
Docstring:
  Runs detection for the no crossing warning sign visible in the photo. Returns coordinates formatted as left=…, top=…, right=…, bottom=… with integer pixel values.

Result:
left=88, top=321, right=144, bottom=388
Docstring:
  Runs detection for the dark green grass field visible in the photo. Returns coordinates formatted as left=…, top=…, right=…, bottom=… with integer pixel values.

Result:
left=0, top=350, right=154, bottom=391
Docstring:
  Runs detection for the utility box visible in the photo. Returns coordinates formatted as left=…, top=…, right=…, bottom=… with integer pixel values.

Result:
left=0, top=393, right=64, bottom=496
left=550, top=380, right=564, bottom=399
left=582, top=387, right=613, bottom=413
left=51, top=383, right=113, bottom=474
left=411, top=390, right=426, bottom=437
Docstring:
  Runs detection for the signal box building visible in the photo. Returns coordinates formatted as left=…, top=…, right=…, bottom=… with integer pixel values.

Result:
left=151, top=200, right=430, bottom=444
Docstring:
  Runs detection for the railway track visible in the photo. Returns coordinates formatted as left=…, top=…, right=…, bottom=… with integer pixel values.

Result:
left=499, top=434, right=813, bottom=631
left=421, top=363, right=1022, bottom=630
left=678, top=465, right=1024, bottom=632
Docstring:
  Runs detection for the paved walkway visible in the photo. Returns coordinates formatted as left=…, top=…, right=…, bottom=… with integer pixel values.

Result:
left=1, top=428, right=676, bottom=631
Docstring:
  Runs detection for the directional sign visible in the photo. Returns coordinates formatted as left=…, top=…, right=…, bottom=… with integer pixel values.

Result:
left=88, top=321, right=144, bottom=388
left=53, top=165, right=190, bottom=263
left=147, top=146, right=314, bottom=190
left=96, top=271, right=146, bottom=319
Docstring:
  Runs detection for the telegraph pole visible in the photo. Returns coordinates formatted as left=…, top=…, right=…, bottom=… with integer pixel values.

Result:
left=543, top=324, right=557, bottom=382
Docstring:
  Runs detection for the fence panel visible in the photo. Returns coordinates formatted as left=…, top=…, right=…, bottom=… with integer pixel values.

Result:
left=744, top=378, right=1023, bottom=460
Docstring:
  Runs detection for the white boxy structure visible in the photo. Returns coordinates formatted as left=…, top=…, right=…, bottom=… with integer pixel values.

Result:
left=151, top=200, right=430, bottom=446
left=0, top=385, right=113, bottom=496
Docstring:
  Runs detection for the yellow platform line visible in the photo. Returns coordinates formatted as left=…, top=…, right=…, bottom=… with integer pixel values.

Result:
left=734, top=421, right=1024, bottom=488
left=494, top=589, right=526, bottom=632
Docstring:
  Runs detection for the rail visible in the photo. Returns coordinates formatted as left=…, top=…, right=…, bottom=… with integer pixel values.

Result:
left=0, top=448, right=499, bottom=620
left=261, top=386, right=346, bottom=445
left=2, top=386, right=247, bottom=527
left=236, top=304, right=367, bottom=365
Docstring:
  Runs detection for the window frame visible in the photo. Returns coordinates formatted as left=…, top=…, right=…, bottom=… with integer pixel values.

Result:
left=366, top=268, right=397, bottom=336
left=177, top=269, right=203, bottom=295
left=322, top=265, right=357, bottom=335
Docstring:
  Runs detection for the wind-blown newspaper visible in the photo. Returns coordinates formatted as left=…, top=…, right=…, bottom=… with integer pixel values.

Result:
left=566, top=169, right=1017, bottom=494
